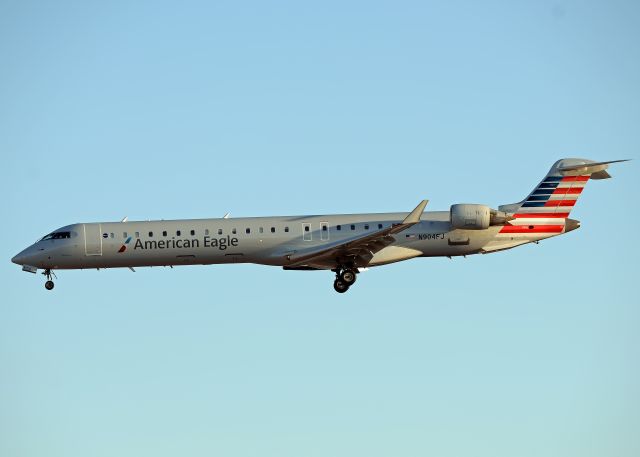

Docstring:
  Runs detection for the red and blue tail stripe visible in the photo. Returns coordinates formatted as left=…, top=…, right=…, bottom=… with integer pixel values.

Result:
left=516, top=174, right=588, bottom=214
left=498, top=174, right=589, bottom=235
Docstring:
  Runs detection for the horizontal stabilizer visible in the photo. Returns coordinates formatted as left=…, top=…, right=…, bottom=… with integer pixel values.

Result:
left=558, top=159, right=630, bottom=176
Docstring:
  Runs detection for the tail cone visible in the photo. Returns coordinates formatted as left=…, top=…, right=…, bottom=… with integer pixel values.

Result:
left=565, top=218, right=580, bottom=232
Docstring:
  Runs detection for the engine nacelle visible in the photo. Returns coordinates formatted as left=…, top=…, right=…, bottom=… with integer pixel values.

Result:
left=450, top=204, right=491, bottom=230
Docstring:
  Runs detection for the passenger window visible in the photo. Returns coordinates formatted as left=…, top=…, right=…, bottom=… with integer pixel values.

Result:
left=176, top=230, right=181, bottom=236
left=246, top=228, right=251, bottom=234
left=350, top=224, right=355, bottom=230
left=259, top=227, right=264, bottom=233
left=135, top=232, right=140, bottom=238
left=378, top=224, right=383, bottom=229
left=284, top=227, right=289, bottom=233
left=190, top=230, right=195, bottom=236
left=218, top=228, right=223, bottom=235
left=322, top=225, right=327, bottom=231
left=304, top=226, right=310, bottom=232
left=205, top=229, right=209, bottom=236
left=271, top=227, right=275, bottom=233
left=232, top=228, right=237, bottom=234
left=364, top=225, right=369, bottom=230
left=148, top=232, right=153, bottom=237
left=110, top=233, right=114, bottom=238
left=123, top=232, right=128, bottom=238
left=337, top=225, right=341, bottom=231
left=162, top=231, right=167, bottom=237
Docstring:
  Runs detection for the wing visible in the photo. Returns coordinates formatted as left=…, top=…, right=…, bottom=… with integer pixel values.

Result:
left=278, top=200, right=428, bottom=268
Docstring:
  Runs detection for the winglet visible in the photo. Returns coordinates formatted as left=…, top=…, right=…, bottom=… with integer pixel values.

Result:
left=402, top=200, right=429, bottom=224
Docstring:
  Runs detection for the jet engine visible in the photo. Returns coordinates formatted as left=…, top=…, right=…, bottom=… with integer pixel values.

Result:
left=450, top=204, right=513, bottom=230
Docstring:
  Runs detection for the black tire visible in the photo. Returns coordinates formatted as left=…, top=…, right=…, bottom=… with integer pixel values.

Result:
left=333, top=279, right=349, bottom=293
left=340, top=269, right=357, bottom=285
left=45, top=280, right=54, bottom=290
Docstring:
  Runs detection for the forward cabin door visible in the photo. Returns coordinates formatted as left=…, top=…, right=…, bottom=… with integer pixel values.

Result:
left=84, top=224, right=103, bottom=256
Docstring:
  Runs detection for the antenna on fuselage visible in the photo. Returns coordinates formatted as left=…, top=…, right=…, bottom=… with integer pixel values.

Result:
left=223, top=212, right=230, bottom=219
left=121, top=216, right=128, bottom=223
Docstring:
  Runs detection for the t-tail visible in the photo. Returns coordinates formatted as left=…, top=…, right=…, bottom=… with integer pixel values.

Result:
left=498, top=158, right=628, bottom=234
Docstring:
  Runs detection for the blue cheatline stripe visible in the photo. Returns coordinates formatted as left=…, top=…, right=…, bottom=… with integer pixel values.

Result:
left=522, top=202, right=547, bottom=207
left=544, top=176, right=563, bottom=182
left=538, top=182, right=559, bottom=189
left=527, top=195, right=549, bottom=201
left=125, top=237, right=132, bottom=244
left=533, top=189, right=554, bottom=195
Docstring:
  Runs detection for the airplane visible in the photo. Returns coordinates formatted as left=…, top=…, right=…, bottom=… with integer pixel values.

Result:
left=11, top=158, right=627, bottom=293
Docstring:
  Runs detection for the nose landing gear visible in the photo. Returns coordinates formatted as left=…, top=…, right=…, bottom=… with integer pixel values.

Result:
left=42, top=269, right=56, bottom=291
left=332, top=267, right=358, bottom=293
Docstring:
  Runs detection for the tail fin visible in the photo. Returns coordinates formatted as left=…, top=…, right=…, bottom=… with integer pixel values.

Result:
left=499, top=159, right=626, bottom=233
left=499, top=158, right=628, bottom=219
left=495, top=158, right=627, bottom=237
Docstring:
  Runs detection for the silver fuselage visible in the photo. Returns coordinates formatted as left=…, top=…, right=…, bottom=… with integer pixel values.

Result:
left=12, top=210, right=571, bottom=271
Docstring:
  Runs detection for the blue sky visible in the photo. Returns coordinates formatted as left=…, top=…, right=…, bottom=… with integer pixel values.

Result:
left=1, top=1, right=638, bottom=456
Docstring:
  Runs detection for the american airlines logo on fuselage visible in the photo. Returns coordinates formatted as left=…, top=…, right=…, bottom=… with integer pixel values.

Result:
left=118, top=236, right=133, bottom=253
left=128, top=235, right=240, bottom=252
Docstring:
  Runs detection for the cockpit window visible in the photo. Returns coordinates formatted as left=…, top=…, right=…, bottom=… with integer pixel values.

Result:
left=40, top=231, right=71, bottom=241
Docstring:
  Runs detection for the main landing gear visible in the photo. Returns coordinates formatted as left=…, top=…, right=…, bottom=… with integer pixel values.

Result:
left=43, top=269, right=56, bottom=291
left=332, top=268, right=358, bottom=293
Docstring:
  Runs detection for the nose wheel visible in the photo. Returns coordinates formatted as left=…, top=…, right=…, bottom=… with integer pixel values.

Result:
left=42, top=269, right=56, bottom=291
left=332, top=268, right=358, bottom=293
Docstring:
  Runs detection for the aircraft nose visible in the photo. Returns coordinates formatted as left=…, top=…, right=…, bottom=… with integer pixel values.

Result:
left=11, top=247, right=34, bottom=266
left=11, top=253, right=25, bottom=265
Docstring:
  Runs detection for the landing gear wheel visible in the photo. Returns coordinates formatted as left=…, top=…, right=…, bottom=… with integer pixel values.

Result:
left=340, top=269, right=357, bottom=285
left=333, top=279, right=349, bottom=293
left=42, top=269, right=57, bottom=291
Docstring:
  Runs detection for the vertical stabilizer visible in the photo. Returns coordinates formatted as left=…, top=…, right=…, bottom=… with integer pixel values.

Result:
left=496, top=158, right=627, bottom=235
left=499, top=158, right=626, bottom=218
